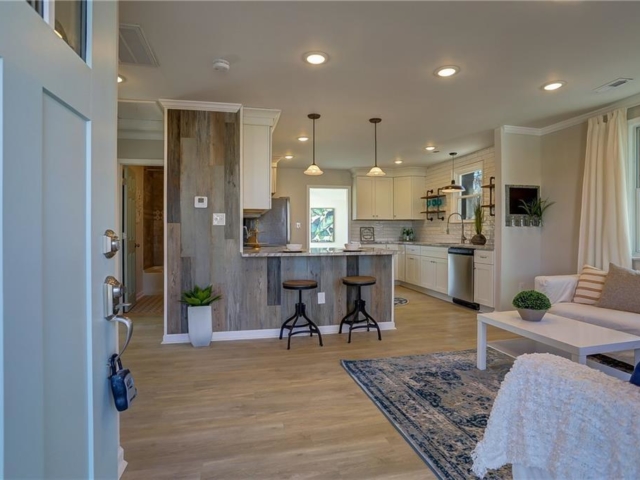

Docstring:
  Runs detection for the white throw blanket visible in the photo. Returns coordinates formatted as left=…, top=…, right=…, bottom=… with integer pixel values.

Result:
left=472, top=353, right=640, bottom=479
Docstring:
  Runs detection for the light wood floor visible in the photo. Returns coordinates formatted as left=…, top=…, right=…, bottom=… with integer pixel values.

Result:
left=121, top=286, right=514, bottom=480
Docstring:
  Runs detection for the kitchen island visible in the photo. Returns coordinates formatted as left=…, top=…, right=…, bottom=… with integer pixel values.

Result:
left=238, top=247, right=395, bottom=334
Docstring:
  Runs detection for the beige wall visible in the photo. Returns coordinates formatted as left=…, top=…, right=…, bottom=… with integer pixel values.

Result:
left=274, top=168, right=352, bottom=245
left=118, top=138, right=164, bottom=159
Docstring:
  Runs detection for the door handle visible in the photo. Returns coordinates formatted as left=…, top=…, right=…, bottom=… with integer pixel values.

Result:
left=108, top=315, right=134, bottom=360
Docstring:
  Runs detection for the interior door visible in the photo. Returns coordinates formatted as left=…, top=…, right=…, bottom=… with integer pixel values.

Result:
left=123, top=166, right=137, bottom=308
left=0, top=3, right=120, bottom=478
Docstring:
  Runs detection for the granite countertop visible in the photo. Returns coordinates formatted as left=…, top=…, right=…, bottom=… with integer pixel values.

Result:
left=241, top=246, right=396, bottom=257
left=361, top=241, right=494, bottom=251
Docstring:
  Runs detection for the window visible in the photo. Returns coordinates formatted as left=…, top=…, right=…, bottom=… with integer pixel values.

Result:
left=631, top=120, right=640, bottom=256
left=455, top=163, right=483, bottom=221
left=26, top=0, right=87, bottom=60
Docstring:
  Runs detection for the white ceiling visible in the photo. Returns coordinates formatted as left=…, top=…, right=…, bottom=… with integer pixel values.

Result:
left=118, top=1, right=640, bottom=169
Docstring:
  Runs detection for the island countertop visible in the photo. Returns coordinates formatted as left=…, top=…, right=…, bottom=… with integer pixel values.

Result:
left=241, top=247, right=396, bottom=257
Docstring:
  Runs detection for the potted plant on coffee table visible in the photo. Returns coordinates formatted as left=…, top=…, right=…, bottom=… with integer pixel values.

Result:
left=181, top=285, right=222, bottom=347
left=470, top=201, right=487, bottom=245
left=512, top=290, right=551, bottom=322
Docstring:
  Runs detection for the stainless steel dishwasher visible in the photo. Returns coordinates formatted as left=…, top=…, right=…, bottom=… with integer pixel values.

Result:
left=448, top=247, right=479, bottom=310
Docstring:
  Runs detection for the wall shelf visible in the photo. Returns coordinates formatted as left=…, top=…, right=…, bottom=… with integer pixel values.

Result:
left=481, top=176, right=496, bottom=217
left=420, top=189, right=446, bottom=221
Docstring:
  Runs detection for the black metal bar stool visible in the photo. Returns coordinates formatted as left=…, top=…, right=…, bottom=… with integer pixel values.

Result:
left=339, top=276, right=382, bottom=343
left=280, top=280, right=323, bottom=350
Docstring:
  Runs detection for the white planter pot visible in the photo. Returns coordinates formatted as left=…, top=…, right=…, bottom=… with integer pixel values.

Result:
left=187, top=305, right=213, bottom=347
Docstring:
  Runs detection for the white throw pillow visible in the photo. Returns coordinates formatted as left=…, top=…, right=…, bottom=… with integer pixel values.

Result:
left=573, top=265, right=607, bottom=305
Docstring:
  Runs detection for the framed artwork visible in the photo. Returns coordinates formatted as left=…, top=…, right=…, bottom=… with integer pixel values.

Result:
left=310, top=208, right=335, bottom=242
left=360, top=227, right=375, bottom=242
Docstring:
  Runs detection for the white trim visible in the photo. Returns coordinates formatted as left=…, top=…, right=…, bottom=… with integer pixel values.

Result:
left=162, top=322, right=396, bottom=344
left=117, top=158, right=163, bottom=166
left=503, top=125, right=542, bottom=136
left=629, top=118, right=640, bottom=257
left=157, top=99, right=241, bottom=113
left=117, top=130, right=163, bottom=141
left=243, top=107, right=281, bottom=129
left=117, top=446, right=127, bottom=479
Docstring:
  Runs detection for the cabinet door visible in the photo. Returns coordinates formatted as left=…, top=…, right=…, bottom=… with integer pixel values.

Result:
left=405, top=255, right=420, bottom=285
left=243, top=124, right=272, bottom=211
left=354, top=176, right=375, bottom=220
left=393, top=177, right=412, bottom=220
left=474, top=263, right=494, bottom=307
left=420, top=257, right=436, bottom=290
left=374, top=177, right=394, bottom=219
left=411, top=176, right=426, bottom=219
left=397, top=249, right=406, bottom=281
left=434, top=257, right=449, bottom=294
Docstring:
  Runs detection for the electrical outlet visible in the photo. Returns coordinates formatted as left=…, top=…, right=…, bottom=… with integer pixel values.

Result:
left=296, top=222, right=301, bottom=229
left=318, top=292, right=325, bottom=304
left=212, top=213, right=226, bottom=226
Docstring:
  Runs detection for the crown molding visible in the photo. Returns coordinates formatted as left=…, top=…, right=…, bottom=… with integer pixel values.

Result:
left=243, top=107, right=282, bottom=128
left=502, top=125, right=542, bottom=136
left=157, top=99, right=242, bottom=113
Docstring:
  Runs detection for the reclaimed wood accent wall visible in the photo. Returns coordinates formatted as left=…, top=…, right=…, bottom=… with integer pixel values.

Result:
left=166, top=108, right=392, bottom=335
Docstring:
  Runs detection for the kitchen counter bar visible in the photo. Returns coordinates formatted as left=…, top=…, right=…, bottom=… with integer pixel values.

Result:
left=360, top=241, right=494, bottom=251
left=241, top=247, right=396, bottom=257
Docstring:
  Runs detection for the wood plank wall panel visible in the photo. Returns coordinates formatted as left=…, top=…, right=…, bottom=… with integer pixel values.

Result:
left=166, top=223, right=182, bottom=334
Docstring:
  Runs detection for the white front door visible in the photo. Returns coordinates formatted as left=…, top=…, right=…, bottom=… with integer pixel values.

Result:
left=0, top=2, right=120, bottom=478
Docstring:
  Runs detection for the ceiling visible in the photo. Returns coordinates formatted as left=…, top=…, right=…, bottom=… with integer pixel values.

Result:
left=118, top=1, right=640, bottom=169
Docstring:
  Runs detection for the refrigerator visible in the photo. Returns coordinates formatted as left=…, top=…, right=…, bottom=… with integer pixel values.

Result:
left=244, top=197, right=290, bottom=246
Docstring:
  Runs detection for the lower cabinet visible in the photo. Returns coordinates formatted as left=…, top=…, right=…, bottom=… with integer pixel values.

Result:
left=396, top=246, right=406, bottom=281
left=473, top=251, right=495, bottom=307
left=405, top=254, right=421, bottom=285
left=420, top=256, right=448, bottom=294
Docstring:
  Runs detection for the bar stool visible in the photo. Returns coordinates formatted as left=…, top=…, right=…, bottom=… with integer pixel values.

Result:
left=280, top=280, right=323, bottom=350
left=339, top=276, right=382, bottom=343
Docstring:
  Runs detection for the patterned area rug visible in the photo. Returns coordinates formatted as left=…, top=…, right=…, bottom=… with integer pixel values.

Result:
left=394, top=297, right=409, bottom=306
left=128, top=295, right=164, bottom=316
left=342, top=349, right=513, bottom=480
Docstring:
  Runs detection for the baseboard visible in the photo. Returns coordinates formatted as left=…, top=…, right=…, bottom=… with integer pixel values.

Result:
left=118, top=446, right=127, bottom=479
left=136, top=292, right=144, bottom=300
left=162, top=322, right=396, bottom=344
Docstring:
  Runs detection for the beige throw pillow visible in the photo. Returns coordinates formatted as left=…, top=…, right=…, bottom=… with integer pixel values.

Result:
left=573, top=265, right=607, bottom=305
left=596, top=263, right=640, bottom=314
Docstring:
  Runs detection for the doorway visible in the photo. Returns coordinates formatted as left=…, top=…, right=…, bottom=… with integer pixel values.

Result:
left=308, top=187, right=350, bottom=249
left=122, top=165, right=165, bottom=316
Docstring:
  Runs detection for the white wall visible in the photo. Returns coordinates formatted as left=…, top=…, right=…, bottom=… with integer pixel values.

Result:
left=117, top=138, right=163, bottom=160
left=309, top=187, right=349, bottom=249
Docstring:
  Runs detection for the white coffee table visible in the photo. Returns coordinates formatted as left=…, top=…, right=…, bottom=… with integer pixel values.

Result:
left=477, top=311, right=640, bottom=370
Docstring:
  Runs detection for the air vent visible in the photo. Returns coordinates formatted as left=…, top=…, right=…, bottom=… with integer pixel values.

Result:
left=593, top=78, right=633, bottom=94
left=119, top=24, right=159, bottom=67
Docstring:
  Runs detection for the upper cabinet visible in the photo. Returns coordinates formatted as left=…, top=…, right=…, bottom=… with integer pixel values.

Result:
left=393, top=176, right=426, bottom=220
left=242, top=107, right=281, bottom=217
left=353, top=176, right=394, bottom=220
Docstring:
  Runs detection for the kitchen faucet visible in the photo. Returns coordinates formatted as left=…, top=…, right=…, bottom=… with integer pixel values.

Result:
left=446, top=213, right=467, bottom=244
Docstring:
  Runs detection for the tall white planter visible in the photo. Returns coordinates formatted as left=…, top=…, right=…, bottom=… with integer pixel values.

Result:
left=187, top=305, right=213, bottom=347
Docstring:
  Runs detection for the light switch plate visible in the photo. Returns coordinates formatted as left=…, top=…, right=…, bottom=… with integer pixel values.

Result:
left=318, top=292, right=325, bottom=304
left=194, top=196, right=208, bottom=208
left=212, top=213, right=226, bottom=226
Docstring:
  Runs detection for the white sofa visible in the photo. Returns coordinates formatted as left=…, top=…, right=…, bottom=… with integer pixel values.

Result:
left=535, top=274, right=640, bottom=366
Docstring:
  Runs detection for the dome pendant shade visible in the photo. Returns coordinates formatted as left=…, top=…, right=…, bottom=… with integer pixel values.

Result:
left=441, top=152, right=465, bottom=193
left=304, top=113, right=323, bottom=176
left=366, top=118, right=385, bottom=177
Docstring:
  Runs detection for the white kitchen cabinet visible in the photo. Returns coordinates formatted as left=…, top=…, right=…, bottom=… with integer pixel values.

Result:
left=419, top=256, right=448, bottom=294
left=405, top=254, right=421, bottom=285
left=474, top=250, right=495, bottom=308
left=353, top=176, right=394, bottom=220
left=396, top=245, right=406, bottom=281
left=242, top=108, right=280, bottom=216
left=393, top=176, right=426, bottom=220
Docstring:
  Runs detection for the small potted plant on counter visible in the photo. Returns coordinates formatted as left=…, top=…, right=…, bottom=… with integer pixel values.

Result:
left=470, top=201, right=487, bottom=245
left=181, top=285, right=222, bottom=347
left=512, top=290, right=551, bottom=322
left=401, top=228, right=415, bottom=242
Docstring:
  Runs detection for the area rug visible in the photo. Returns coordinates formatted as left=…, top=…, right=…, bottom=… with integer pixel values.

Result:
left=341, top=349, right=513, bottom=480
left=394, top=297, right=408, bottom=306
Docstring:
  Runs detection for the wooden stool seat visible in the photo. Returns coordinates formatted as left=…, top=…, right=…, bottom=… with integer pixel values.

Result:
left=283, top=279, right=318, bottom=290
left=342, top=276, right=376, bottom=287
left=280, top=280, right=322, bottom=350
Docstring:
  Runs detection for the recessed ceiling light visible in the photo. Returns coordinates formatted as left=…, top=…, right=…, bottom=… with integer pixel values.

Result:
left=304, top=52, right=328, bottom=65
left=425, top=146, right=436, bottom=151
left=297, top=136, right=309, bottom=142
left=542, top=81, right=566, bottom=91
left=284, top=155, right=294, bottom=160
left=394, top=160, right=403, bottom=164
left=117, top=75, right=125, bottom=84
left=435, top=66, right=460, bottom=78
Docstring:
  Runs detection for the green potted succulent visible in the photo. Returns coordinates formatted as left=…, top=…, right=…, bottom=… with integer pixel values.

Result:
left=520, top=197, right=555, bottom=227
left=470, top=201, right=487, bottom=245
left=512, top=290, right=551, bottom=322
left=181, top=285, right=222, bottom=347
left=401, top=228, right=415, bottom=242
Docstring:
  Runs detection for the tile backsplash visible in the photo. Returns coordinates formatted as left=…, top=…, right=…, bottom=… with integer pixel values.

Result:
left=350, top=220, right=414, bottom=243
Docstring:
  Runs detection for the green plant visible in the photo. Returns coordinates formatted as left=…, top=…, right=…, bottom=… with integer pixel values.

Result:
left=519, top=197, right=555, bottom=225
left=402, top=228, right=414, bottom=239
left=181, top=285, right=222, bottom=306
left=474, top=201, right=485, bottom=235
left=512, top=290, right=551, bottom=310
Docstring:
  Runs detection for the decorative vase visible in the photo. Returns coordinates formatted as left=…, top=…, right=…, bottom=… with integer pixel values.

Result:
left=517, top=308, right=547, bottom=322
left=187, top=305, right=213, bottom=347
left=470, top=234, right=487, bottom=245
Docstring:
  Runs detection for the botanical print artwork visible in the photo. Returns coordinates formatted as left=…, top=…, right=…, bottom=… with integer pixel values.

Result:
left=310, top=207, right=335, bottom=242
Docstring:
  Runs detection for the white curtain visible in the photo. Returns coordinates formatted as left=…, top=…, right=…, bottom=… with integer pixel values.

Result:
left=578, top=108, right=631, bottom=270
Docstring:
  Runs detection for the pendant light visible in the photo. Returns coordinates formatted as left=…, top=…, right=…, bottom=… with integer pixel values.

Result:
left=304, top=113, right=323, bottom=176
left=366, top=118, right=385, bottom=177
left=441, top=152, right=465, bottom=193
